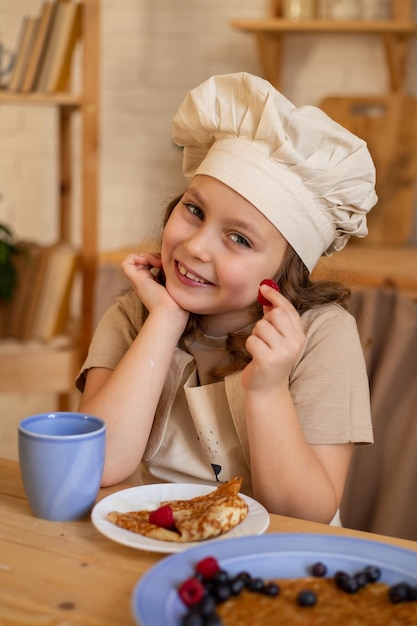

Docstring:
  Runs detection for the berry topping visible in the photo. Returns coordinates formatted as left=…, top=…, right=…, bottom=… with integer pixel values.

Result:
left=178, top=577, right=206, bottom=607
left=195, top=556, right=220, bottom=580
left=363, top=565, right=381, bottom=583
left=229, top=576, right=246, bottom=596
left=212, top=582, right=232, bottom=603
left=261, top=582, right=280, bottom=597
left=211, top=570, right=229, bottom=585
left=354, top=571, right=369, bottom=589
left=297, top=589, right=317, bottom=607
left=148, top=504, right=174, bottom=529
left=178, top=559, right=407, bottom=625
left=257, top=278, right=280, bottom=306
left=334, top=570, right=350, bottom=588
left=408, top=586, right=417, bottom=601
left=339, top=576, right=360, bottom=594
left=311, top=562, right=328, bottom=577
left=389, top=582, right=413, bottom=604
left=181, top=612, right=206, bottom=626
left=246, top=577, right=264, bottom=592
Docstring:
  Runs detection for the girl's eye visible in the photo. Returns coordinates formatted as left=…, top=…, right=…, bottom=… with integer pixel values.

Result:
left=185, top=203, right=204, bottom=220
left=230, top=233, right=251, bottom=248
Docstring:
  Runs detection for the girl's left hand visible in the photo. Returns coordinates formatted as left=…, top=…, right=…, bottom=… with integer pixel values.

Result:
left=242, top=283, right=305, bottom=393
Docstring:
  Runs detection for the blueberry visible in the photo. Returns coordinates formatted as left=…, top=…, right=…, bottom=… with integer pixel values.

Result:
left=334, top=571, right=350, bottom=588
left=389, top=582, right=412, bottom=604
left=198, top=595, right=217, bottom=615
left=236, top=571, right=252, bottom=586
left=311, top=562, right=327, bottom=577
left=181, top=612, right=205, bottom=626
left=213, top=583, right=231, bottom=603
left=247, top=577, right=264, bottom=592
left=195, top=572, right=205, bottom=583
left=212, top=570, right=229, bottom=584
left=363, top=565, right=381, bottom=583
left=340, top=576, right=359, bottom=594
left=298, top=590, right=317, bottom=607
left=408, top=586, right=417, bottom=601
left=205, top=613, right=223, bottom=626
left=261, top=582, right=280, bottom=597
left=229, top=576, right=246, bottom=596
left=354, top=571, right=369, bottom=589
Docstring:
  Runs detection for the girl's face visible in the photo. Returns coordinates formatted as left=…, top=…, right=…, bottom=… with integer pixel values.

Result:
left=161, top=175, right=288, bottom=335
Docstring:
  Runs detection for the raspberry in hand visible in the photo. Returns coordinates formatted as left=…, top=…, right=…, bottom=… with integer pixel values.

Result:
left=257, top=279, right=280, bottom=306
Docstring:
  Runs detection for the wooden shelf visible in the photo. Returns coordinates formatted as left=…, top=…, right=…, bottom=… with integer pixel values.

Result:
left=0, top=0, right=100, bottom=408
left=231, top=3, right=417, bottom=92
left=0, top=91, right=82, bottom=107
left=231, top=19, right=417, bottom=34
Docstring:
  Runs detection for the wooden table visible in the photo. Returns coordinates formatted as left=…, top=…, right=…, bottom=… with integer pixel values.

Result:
left=2, top=457, right=417, bottom=625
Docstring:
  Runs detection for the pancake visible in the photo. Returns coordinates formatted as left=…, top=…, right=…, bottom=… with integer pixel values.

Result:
left=217, top=577, right=417, bottom=625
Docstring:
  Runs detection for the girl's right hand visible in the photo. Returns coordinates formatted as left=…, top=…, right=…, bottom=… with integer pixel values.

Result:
left=121, top=252, right=189, bottom=322
left=243, top=284, right=305, bottom=393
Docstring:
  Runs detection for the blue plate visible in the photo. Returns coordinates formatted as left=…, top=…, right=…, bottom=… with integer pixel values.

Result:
left=131, top=533, right=417, bottom=625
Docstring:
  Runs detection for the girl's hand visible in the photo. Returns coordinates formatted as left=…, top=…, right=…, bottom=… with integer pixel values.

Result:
left=121, top=252, right=188, bottom=322
left=242, top=283, right=305, bottom=393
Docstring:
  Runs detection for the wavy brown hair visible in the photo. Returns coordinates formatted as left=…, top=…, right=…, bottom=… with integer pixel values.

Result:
left=146, top=193, right=350, bottom=380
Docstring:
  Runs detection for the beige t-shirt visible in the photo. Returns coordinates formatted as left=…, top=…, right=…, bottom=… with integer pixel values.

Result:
left=76, top=290, right=373, bottom=496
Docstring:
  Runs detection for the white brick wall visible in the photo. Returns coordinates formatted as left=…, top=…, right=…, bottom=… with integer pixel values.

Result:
left=0, top=0, right=417, bottom=453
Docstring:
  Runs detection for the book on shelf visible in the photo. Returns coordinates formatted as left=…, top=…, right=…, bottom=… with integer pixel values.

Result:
left=5, top=241, right=78, bottom=343
left=30, top=242, right=78, bottom=342
left=7, top=16, right=40, bottom=92
left=20, top=2, right=58, bottom=93
left=6, top=242, right=45, bottom=340
left=19, top=244, right=52, bottom=341
left=36, top=1, right=81, bottom=93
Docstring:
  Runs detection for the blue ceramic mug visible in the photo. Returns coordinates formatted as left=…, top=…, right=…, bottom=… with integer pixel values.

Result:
left=18, top=412, right=106, bottom=521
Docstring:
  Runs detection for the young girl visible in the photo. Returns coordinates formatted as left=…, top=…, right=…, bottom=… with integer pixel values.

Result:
left=77, top=73, right=377, bottom=524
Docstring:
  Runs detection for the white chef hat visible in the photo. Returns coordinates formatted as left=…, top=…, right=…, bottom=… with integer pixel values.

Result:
left=172, top=72, right=377, bottom=272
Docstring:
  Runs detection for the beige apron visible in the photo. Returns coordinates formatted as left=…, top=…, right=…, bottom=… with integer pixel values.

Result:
left=139, top=348, right=341, bottom=524
left=140, top=348, right=253, bottom=494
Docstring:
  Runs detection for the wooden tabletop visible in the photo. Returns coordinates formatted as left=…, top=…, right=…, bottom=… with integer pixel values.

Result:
left=1, top=457, right=417, bottom=625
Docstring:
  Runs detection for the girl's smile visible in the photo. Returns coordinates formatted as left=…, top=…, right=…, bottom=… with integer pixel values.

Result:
left=176, top=261, right=212, bottom=286
left=161, top=175, right=288, bottom=335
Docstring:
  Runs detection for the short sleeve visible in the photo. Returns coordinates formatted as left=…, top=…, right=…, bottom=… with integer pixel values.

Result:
left=290, top=305, right=373, bottom=445
left=75, top=289, right=143, bottom=392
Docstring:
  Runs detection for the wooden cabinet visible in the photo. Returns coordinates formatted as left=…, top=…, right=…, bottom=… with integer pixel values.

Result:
left=0, top=0, right=100, bottom=405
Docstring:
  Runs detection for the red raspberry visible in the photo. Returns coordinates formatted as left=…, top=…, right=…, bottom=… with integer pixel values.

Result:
left=178, top=577, right=206, bottom=606
left=257, top=278, right=280, bottom=306
left=195, top=556, right=220, bottom=579
left=148, top=504, right=174, bottom=529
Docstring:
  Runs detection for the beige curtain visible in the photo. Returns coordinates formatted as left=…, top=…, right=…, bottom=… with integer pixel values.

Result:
left=341, top=288, right=417, bottom=541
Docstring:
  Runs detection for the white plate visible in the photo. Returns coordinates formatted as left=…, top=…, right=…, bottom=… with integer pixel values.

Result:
left=91, top=482, right=269, bottom=554
left=131, top=533, right=417, bottom=625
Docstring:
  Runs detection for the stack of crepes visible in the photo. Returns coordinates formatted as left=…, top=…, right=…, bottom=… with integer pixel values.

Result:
left=107, top=476, right=248, bottom=542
